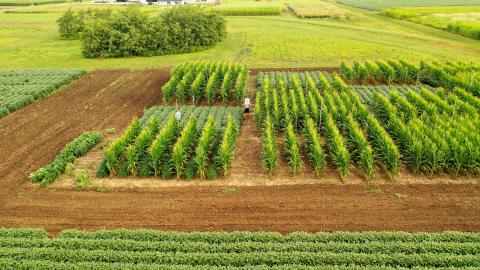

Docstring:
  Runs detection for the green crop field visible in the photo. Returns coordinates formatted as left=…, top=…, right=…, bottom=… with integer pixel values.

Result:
left=0, top=68, right=85, bottom=117
left=0, top=0, right=77, bottom=6
left=1, top=228, right=480, bottom=269
left=1, top=1, right=480, bottom=69
left=382, top=6, right=480, bottom=40
left=338, top=0, right=480, bottom=10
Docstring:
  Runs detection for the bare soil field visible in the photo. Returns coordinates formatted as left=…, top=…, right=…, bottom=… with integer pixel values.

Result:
left=0, top=68, right=479, bottom=235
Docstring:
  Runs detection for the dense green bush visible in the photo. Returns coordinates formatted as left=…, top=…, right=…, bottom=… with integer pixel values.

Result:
left=78, top=6, right=226, bottom=58
left=57, top=8, right=112, bottom=39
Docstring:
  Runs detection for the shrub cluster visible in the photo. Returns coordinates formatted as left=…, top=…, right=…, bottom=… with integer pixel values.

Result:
left=58, top=6, right=226, bottom=58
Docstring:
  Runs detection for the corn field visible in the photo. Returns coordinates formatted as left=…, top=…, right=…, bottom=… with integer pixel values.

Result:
left=162, top=62, right=248, bottom=105
left=340, top=60, right=480, bottom=97
left=99, top=106, right=243, bottom=179
left=255, top=69, right=478, bottom=179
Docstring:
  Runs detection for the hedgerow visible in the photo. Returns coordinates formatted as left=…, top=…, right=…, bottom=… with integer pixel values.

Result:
left=78, top=6, right=226, bottom=58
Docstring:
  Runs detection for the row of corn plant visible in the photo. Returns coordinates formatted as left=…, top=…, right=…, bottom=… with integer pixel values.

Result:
left=389, top=91, right=417, bottom=122
left=453, top=87, right=480, bottom=110
left=340, top=60, right=419, bottom=85
left=162, top=62, right=248, bottom=105
left=149, top=116, right=179, bottom=177
left=235, top=66, right=248, bottom=104
left=284, top=122, right=303, bottom=176
left=303, top=117, right=325, bottom=176
left=104, top=118, right=141, bottom=176
left=419, top=88, right=455, bottom=115
left=324, top=88, right=375, bottom=180
left=323, top=112, right=350, bottom=179
left=172, top=116, right=199, bottom=178
left=437, top=88, right=477, bottom=116
left=345, top=114, right=375, bottom=181
left=365, top=113, right=400, bottom=179
left=126, top=116, right=160, bottom=176
left=261, top=114, right=278, bottom=177
left=217, top=115, right=239, bottom=176
left=190, top=69, right=207, bottom=105
left=194, top=116, right=217, bottom=179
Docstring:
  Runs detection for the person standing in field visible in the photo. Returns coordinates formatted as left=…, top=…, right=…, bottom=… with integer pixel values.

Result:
left=243, top=97, right=251, bottom=119
left=175, top=108, right=182, bottom=121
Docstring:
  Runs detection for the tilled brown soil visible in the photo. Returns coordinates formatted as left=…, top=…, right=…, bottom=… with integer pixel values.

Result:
left=0, top=68, right=479, bottom=234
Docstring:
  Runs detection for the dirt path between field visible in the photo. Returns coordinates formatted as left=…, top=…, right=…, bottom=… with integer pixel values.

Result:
left=0, top=69, right=479, bottom=234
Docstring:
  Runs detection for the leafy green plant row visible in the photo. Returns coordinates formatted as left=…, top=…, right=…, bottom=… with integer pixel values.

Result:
left=162, top=62, right=248, bottom=105
left=0, top=258, right=432, bottom=270
left=0, top=68, right=86, bottom=118
left=1, top=247, right=480, bottom=268
left=29, top=131, right=102, bottom=186
left=2, top=237, right=480, bottom=256
left=3, top=258, right=478, bottom=270
left=0, top=228, right=477, bottom=244
left=99, top=106, right=243, bottom=179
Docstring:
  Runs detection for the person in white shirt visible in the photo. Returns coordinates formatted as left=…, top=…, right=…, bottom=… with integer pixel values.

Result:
left=243, top=97, right=251, bottom=120
left=243, top=97, right=251, bottom=113
left=175, top=109, right=182, bottom=121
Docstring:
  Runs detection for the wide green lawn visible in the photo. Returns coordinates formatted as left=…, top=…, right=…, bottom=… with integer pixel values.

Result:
left=1, top=2, right=480, bottom=70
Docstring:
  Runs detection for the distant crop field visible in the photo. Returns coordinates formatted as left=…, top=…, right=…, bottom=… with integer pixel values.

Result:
left=382, top=6, right=480, bottom=40
left=0, top=0, right=77, bottom=6
left=337, top=0, right=480, bottom=10
left=213, top=6, right=283, bottom=16
left=290, top=1, right=351, bottom=18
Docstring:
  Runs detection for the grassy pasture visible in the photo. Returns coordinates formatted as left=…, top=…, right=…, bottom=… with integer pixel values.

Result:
left=338, top=0, right=480, bottom=10
left=382, top=6, right=480, bottom=40
left=1, top=1, right=480, bottom=69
